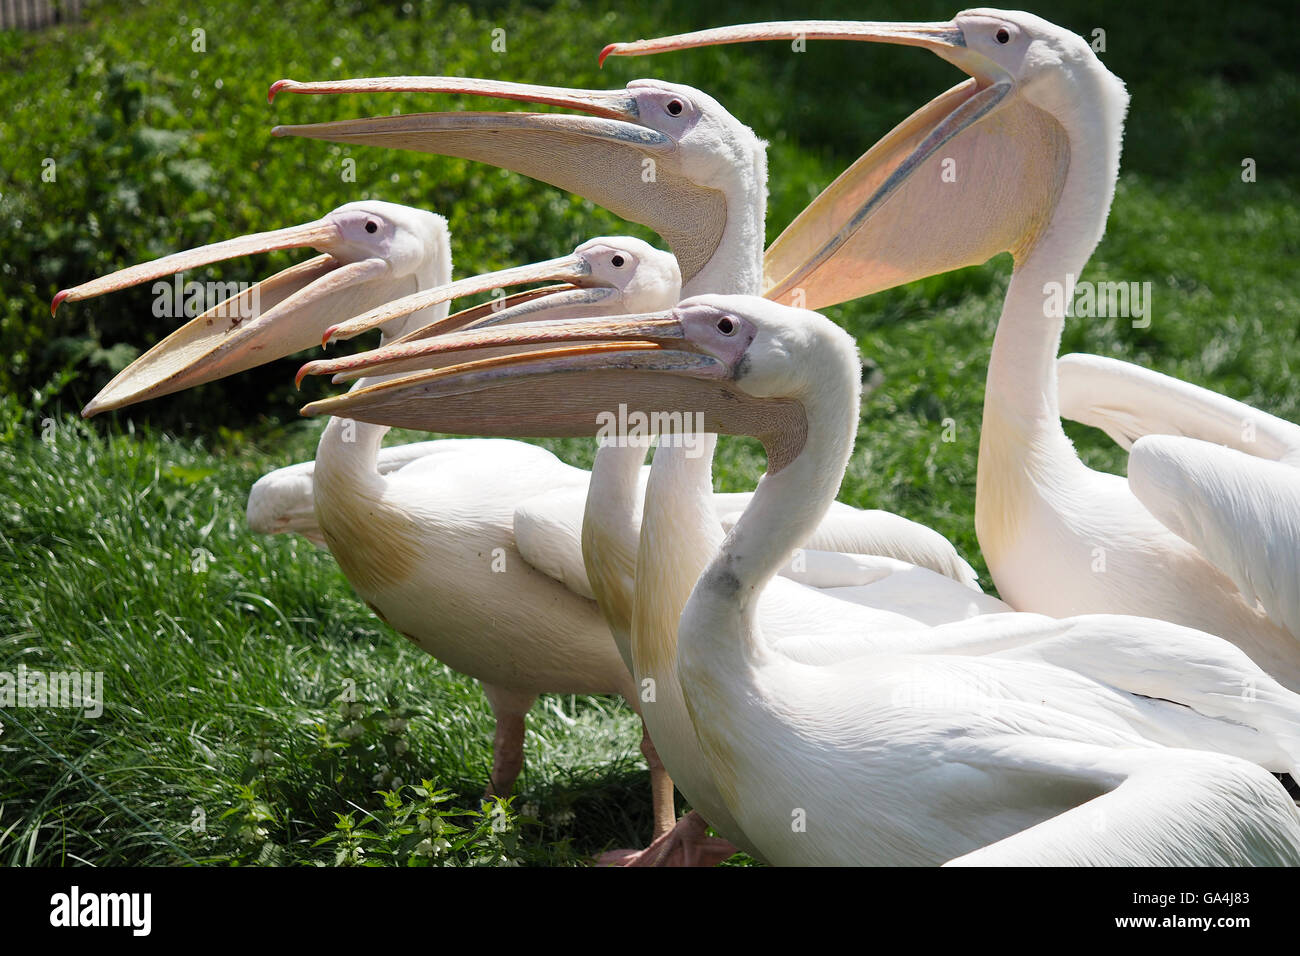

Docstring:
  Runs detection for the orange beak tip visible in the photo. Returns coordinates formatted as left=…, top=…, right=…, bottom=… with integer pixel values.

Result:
left=597, top=43, right=619, bottom=67
left=51, top=289, right=70, bottom=315
left=294, top=366, right=310, bottom=389
left=267, top=79, right=292, bottom=103
left=321, top=326, right=338, bottom=347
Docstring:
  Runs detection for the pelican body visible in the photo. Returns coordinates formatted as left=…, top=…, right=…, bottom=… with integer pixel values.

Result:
left=58, top=203, right=646, bottom=797
left=603, top=10, right=1300, bottom=688
left=303, top=294, right=1300, bottom=866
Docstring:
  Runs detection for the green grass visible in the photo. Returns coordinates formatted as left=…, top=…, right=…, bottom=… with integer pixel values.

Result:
left=1, top=0, right=1297, bottom=865
left=0, top=406, right=671, bottom=865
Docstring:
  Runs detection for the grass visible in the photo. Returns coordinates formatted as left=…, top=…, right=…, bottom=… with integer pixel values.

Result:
left=1, top=0, right=1297, bottom=865
left=0, top=406, right=666, bottom=864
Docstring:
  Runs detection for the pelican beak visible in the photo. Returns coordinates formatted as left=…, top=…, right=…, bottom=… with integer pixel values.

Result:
left=310, top=251, right=635, bottom=383
left=301, top=302, right=807, bottom=470
left=60, top=218, right=405, bottom=417
left=270, top=77, right=727, bottom=282
left=601, top=20, right=967, bottom=65
left=298, top=311, right=720, bottom=435
left=603, top=21, right=1064, bottom=310
left=321, top=252, right=596, bottom=345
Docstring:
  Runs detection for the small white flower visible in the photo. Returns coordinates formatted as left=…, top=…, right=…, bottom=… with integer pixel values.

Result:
left=338, top=723, right=364, bottom=741
left=414, top=836, right=450, bottom=858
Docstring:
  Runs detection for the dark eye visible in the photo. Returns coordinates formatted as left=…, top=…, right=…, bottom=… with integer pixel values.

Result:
left=610, top=254, right=625, bottom=268
left=364, top=220, right=379, bottom=234
left=716, top=316, right=736, bottom=336
left=995, top=27, right=1010, bottom=44
left=666, top=99, right=684, bottom=116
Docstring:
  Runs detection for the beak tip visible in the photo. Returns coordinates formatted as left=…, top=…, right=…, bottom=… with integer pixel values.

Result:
left=598, top=43, right=620, bottom=67
left=322, top=326, right=337, bottom=347
left=51, top=290, right=70, bottom=315
left=268, top=79, right=292, bottom=104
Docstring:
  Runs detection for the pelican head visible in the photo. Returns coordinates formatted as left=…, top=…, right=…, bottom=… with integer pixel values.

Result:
left=269, top=76, right=765, bottom=285
left=57, top=201, right=451, bottom=416
left=604, top=9, right=1128, bottom=308
left=300, top=235, right=682, bottom=383
left=298, top=294, right=857, bottom=474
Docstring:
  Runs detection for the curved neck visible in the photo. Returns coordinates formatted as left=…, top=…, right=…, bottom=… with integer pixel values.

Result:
left=691, top=362, right=859, bottom=664
left=707, top=403, right=850, bottom=612
left=680, top=147, right=767, bottom=298
left=985, top=93, right=1121, bottom=435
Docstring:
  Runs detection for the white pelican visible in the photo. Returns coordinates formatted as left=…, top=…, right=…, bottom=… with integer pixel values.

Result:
left=303, top=294, right=1300, bottom=865
left=274, top=75, right=1012, bottom=862
left=56, top=202, right=650, bottom=806
left=305, top=271, right=1010, bottom=866
left=604, top=10, right=1300, bottom=688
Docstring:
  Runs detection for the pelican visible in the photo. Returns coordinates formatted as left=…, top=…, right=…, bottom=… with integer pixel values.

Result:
left=603, top=10, right=1300, bottom=688
left=56, top=201, right=653, bottom=807
left=305, top=268, right=1012, bottom=866
left=273, top=74, right=1009, bottom=862
left=299, top=294, right=1300, bottom=865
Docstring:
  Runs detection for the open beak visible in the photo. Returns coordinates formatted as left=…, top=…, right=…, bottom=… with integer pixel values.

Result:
left=269, top=77, right=726, bottom=283
left=58, top=218, right=410, bottom=416
left=296, top=310, right=749, bottom=440
left=604, top=21, right=1065, bottom=309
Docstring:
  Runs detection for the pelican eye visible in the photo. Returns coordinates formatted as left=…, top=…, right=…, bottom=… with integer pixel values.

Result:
left=364, top=220, right=379, bottom=234
left=611, top=255, right=625, bottom=268
left=666, top=99, right=684, bottom=116
left=716, top=316, right=737, bottom=336
left=995, top=27, right=1010, bottom=44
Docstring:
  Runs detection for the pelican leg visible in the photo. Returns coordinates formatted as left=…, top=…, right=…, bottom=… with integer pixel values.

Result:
left=640, top=723, right=677, bottom=841
left=481, top=683, right=535, bottom=797
left=596, top=811, right=737, bottom=867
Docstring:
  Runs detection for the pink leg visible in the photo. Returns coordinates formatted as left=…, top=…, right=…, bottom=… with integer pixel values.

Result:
left=481, top=684, right=535, bottom=797
left=596, top=811, right=738, bottom=867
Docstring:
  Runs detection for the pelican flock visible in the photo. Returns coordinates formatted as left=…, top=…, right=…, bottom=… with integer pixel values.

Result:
left=54, top=8, right=1300, bottom=866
